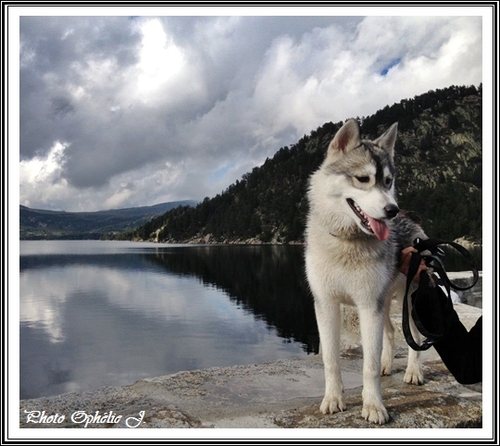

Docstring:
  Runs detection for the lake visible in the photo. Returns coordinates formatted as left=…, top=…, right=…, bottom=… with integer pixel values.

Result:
left=20, top=240, right=482, bottom=400
left=20, top=241, right=317, bottom=400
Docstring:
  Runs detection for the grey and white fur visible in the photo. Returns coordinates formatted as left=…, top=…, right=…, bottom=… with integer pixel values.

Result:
left=305, top=119, right=427, bottom=424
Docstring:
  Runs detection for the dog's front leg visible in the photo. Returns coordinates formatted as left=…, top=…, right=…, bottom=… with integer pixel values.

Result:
left=358, top=305, right=390, bottom=424
left=314, top=299, right=346, bottom=414
left=381, top=294, right=395, bottom=375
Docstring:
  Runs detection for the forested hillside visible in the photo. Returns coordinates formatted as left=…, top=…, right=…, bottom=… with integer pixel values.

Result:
left=20, top=201, right=196, bottom=240
left=123, top=84, right=482, bottom=244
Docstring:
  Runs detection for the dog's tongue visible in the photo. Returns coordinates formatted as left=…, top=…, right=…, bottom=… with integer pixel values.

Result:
left=368, top=216, right=390, bottom=241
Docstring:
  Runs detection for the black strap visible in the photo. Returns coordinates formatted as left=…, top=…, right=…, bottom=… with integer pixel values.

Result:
left=413, top=238, right=479, bottom=290
left=403, top=252, right=437, bottom=350
left=402, top=238, right=479, bottom=351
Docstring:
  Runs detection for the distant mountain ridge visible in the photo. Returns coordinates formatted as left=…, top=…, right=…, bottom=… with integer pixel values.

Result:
left=20, top=201, right=197, bottom=240
left=123, top=84, right=482, bottom=245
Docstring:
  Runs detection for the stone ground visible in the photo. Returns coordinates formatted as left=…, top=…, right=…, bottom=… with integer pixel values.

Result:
left=19, top=303, right=483, bottom=434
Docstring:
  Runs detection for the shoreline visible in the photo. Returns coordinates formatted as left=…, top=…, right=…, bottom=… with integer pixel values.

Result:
left=21, top=236, right=482, bottom=248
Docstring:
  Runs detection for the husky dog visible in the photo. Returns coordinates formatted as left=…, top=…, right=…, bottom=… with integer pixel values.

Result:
left=305, top=119, right=427, bottom=424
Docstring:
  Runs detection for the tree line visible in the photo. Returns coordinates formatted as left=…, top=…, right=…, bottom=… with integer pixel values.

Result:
left=115, top=84, right=482, bottom=244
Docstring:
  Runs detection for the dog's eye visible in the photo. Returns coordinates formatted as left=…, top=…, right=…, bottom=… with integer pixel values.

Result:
left=385, top=177, right=393, bottom=186
left=355, top=176, right=370, bottom=183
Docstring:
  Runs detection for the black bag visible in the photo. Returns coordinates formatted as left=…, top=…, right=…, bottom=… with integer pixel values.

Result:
left=402, top=238, right=479, bottom=351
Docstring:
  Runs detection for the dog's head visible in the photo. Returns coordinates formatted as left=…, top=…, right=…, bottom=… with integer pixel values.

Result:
left=323, top=119, right=399, bottom=241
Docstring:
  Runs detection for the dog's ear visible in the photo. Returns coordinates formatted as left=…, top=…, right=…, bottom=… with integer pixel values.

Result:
left=326, top=119, right=360, bottom=162
left=374, top=122, right=398, bottom=159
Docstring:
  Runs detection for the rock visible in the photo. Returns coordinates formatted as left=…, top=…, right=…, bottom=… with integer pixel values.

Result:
left=19, top=354, right=482, bottom=430
left=448, top=271, right=483, bottom=308
left=453, top=237, right=481, bottom=248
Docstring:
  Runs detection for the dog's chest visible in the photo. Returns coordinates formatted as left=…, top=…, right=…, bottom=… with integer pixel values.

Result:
left=307, top=236, right=396, bottom=298
left=326, top=237, right=390, bottom=267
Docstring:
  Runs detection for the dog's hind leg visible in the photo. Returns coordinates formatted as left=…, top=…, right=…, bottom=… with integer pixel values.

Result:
left=388, top=280, right=424, bottom=384
left=404, top=315, right=424, bottom=385
left=358, top=305, right=390, bottom=424
left=314, top=299, right=346, bottom=414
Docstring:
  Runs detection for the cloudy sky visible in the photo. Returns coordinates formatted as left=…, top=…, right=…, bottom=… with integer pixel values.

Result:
left=17, top=8, right=484, bottom=212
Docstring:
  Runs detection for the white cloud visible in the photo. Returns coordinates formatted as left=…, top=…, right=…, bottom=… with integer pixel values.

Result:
left=20, top=142, right=69, bottom=209
left=20, top=141, right=66, bottom=184
left=21, top=153, right=186, bottom=212
left=126, top=18, right=208, bottom=113
left=100, top=160, right=185, bottom=210
left=250, top=15, right=482, bottom=136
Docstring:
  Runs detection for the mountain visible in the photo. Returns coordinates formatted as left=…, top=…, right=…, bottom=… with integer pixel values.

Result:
left=119, top=84, right=483, bottom=245
left=20, top=201, right=197, bottom=240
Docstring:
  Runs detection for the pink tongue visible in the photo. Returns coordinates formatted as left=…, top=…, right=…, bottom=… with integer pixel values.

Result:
left=367, top=216, right=390, bottom=241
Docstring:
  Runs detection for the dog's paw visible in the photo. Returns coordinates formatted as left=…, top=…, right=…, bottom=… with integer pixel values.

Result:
left=362, top=402, right=390, bottom=425
left=380, top=361, right=392, bottom=376
left=404, top=366, right=424, bottom=385
left=320, top=395, right=346, bottom=414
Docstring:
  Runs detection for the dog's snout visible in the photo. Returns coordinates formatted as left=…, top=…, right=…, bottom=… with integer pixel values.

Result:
left=384, top=204, right=399, bottom=219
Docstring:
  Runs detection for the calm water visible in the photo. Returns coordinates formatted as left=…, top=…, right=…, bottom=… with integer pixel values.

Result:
left=20, top=241, right=317, bottom=400
left=20, top=240, right=481, bottom=400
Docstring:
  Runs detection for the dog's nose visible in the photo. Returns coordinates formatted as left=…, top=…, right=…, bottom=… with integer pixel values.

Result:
left=384, top=204, right=399, bottom=219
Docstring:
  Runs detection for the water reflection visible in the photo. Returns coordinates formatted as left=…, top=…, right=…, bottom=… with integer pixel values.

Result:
left=20, top=242, right=317, bottom=400
left=148, top=245, right=318, bottom=348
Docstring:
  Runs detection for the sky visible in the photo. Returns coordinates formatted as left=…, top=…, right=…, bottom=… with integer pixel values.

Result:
left=17, top=9, right=484, bottom=212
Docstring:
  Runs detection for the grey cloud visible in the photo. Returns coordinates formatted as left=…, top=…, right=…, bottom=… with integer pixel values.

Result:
left=22, top=16, right=354, bottom=189
left=163, top=16, right=362, bottom=106
left=20, top=16, right=141, bottom=158
left=21, top=16, right=141, bottom=71
left=18, top=15, right=482, bottom=211
left=50, top=96, right=75, bottom=119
